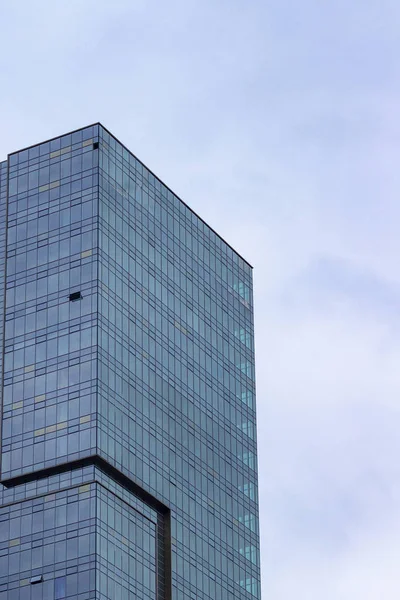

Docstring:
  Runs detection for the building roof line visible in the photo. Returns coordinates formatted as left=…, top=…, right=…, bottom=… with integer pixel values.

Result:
left=6, top=121, right=253, bottom=269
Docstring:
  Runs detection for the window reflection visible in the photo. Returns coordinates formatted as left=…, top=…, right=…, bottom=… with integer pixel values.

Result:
left=54, top=576, right=66, bottom=599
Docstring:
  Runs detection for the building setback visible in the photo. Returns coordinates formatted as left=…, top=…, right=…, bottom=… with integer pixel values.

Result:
left=0, top=124, right=260, bottom=599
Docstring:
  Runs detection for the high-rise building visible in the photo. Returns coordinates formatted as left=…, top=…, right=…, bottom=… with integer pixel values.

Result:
left=0, top=124, right=260, bottom=600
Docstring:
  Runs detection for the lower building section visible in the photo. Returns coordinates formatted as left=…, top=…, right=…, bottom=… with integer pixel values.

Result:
left=0, top=462, right=171, bottom=600
left=97, top=485, right=157, bottom=599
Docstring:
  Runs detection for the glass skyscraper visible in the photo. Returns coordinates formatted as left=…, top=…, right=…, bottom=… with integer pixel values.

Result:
left=0, top=124, right=260, bottom=599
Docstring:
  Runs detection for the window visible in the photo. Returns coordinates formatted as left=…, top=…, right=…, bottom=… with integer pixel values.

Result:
left=69, top=291, right=82, bottom=301
left=55, top=576, right=66, bottom=599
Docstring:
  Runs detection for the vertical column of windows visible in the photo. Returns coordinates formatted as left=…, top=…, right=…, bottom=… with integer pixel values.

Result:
left=0, top=162, right=8, bottom=435
left=96, top=126, right=260, bottom=599
left=1, top=127, right=99, bottom=481
left=96, top=486, right=158, bottom=599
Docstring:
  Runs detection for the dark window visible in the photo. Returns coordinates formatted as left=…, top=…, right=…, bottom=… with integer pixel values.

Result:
left=93, top=142, right=99, bottom=150
left=30, top=575, right=43, bottom=584
left=69, top=291, right=82, bottom=302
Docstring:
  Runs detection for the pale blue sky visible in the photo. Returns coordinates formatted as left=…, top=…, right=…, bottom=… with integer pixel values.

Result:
left=1, top=2, right=399, bottom=597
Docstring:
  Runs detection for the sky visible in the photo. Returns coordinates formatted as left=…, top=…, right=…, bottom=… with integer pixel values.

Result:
left=1, top=1, right=399, bottom=597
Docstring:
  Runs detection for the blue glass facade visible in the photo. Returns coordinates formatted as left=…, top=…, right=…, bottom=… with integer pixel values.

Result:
left=0, top=124, right=260, bottom=599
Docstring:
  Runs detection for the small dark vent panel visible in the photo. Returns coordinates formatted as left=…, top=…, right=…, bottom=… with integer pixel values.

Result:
left=69, top=291, right=82, bottom=302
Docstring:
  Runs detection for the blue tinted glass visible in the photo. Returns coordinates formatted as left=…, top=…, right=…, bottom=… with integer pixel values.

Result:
left=54, top=576, right=66, bottom=599
left=0, top=124, right=260, bottom=600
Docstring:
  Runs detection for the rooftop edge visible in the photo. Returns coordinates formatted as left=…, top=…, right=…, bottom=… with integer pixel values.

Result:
left=5, top=122, right=253, bottom=269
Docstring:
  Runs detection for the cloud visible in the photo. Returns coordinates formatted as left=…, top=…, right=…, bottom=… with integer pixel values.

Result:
left=1, top=1, right=400, bottom=597
left=257, top=304, right=400, bottom=597
left=282, top=256, right=400, bottom=323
